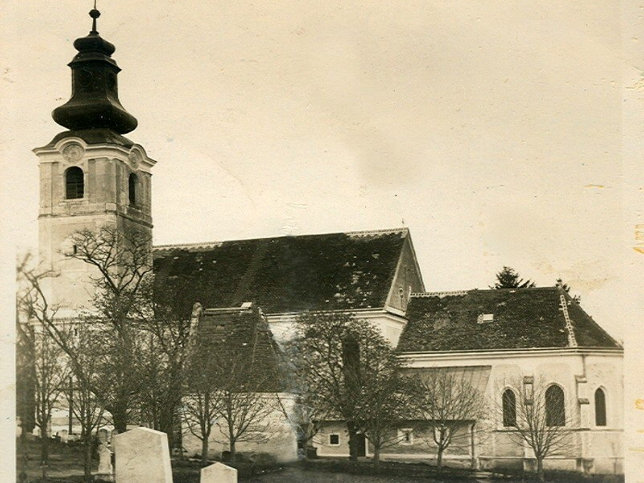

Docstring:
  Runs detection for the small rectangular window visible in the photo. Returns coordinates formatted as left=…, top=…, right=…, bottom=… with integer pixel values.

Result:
left=398, top=428, right=413, bottom=445
left=329, top=434, right=340, bottom=446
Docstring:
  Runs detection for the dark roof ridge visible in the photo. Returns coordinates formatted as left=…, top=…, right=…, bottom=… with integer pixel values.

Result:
left=398, top=346, right=624, bottom=355
left=153, top=227, right=409, bottom=252
left=411, top=286, right=560, bottom=297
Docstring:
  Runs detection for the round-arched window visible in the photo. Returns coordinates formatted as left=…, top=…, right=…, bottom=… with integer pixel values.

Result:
left=65, top=167, right=84, bottom=199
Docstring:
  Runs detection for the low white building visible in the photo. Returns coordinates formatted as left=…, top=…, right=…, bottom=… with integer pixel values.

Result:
left=314, top=287, right=623, bottom=475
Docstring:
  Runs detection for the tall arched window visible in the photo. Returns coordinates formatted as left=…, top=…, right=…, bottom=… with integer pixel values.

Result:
left=502, top=389, right=517, bottom=426
left=545, top=385, right=565, bottom=426
left=128, top=173, right=137, bottom=205
left=595, top=388, right=607, bottom=426
left=65, top=167, right=84, bottom=199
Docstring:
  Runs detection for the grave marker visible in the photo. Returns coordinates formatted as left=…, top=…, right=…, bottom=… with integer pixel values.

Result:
left=200, top=462, right=237, bottom=483
left=112, top=427, right=173, bottom=482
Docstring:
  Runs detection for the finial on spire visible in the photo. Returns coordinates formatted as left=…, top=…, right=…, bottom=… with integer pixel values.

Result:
left=89, top=1, right=100, bottom=34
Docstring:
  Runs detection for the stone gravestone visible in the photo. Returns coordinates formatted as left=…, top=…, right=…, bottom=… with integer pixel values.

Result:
left=95, top=442, right=113, bottom=481
left=112, top=427, right=173, bottom=483
left=201, top=462, right=237, bottom=483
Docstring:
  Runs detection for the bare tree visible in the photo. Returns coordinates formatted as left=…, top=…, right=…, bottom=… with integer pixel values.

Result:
left=289, top=311, right=406, bottom=462
left=16, top=228, right=150, bottom=434
left=17, top=254, right=111, bottom=482
left=181, top=305, right=282, bottom=463
left=359, top=355, right=415, bottom=466
left=137, top=293, right=202, bottom=450
left=181, top=312, right=223, bottom=464
left=19, top=226, right=202, bottom=454
left=16, top=255, right=71, bottom=480
left=69, top=225, right=201, bottom=448
left=64, top=226, right=153, bottom=433
left=498, top=377, right=573, bottom=482
left=210, top=349, right=278, bottom=462
left=414, top=370, right=486, bottom=471
left=66, top=324, right=107, bottom=482
left=182, top=388, right=221, bottom=464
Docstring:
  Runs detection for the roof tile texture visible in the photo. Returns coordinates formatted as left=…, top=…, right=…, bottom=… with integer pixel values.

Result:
left=398, top=287, right=620, bottom=352
left=154, top=230, right=407, bottom=314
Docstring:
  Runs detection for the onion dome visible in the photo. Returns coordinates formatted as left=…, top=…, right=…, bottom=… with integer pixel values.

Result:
left=52, top=7, right=138, bottom=134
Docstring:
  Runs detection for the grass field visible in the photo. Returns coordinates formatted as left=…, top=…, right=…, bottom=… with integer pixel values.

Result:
left=16, top=436, right=624, bottom=482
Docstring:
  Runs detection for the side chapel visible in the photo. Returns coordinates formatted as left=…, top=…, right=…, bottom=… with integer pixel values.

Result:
left=32, top=7, right=623, bottom=475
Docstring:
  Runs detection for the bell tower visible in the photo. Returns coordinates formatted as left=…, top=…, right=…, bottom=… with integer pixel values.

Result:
left=34, top=7, right=156, bottom=316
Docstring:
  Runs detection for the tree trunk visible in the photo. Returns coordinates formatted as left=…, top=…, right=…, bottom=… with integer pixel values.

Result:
left=159, top=404, right=176, bottom=450
left=111, top=405, right=128, bottom=433
left=347, top=421, right=359, bottom=461
left=40, top=427, right=49, bottom=480
left=229, top=440, right=236, bottom=463
left=18, top=432, right=28, bottom=483
left=373, top=447, right=380, bottom=468
left=83, top=436, right=93, bottom=482
left=537, top=457, right=545, bottom=482
left=201, top=437, right=209, bottom=465
left=437, top=447, right=443, bottom=472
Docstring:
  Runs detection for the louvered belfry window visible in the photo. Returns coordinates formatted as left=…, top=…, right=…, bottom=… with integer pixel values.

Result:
left=129, top=173, right=137, bottom=205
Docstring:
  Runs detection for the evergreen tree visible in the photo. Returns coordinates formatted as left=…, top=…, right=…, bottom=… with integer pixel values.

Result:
left=492, top=266, right=535, bottom=289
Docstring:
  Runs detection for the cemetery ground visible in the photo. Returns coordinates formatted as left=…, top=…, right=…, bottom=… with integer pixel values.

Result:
left=18, top=436, right=624, bottom=482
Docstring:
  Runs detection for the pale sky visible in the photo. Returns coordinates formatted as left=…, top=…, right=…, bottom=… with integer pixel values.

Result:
left=1, top=1, right=641, bottom=343
left=1, top=2, right=644, bottom=478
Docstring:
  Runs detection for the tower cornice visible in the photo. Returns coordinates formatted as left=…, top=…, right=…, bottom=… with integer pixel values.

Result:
left=34, top=136, right=156, bottom=173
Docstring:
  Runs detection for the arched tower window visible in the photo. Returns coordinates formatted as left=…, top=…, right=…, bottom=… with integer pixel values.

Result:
left=545, top=385, right=565, bottom=426
left=595, top=388, right=607, bottom=426
left=502, top=389, right=516, bottom=426
left=128, top=173, right=137, bottom=205
left=65, top=167, right=84, bottom=199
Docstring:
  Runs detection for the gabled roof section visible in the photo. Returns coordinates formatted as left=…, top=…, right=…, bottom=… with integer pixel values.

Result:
left=196, top=304, right=284, bottom=392
left=153, top=228, right=410, bottom=314
left=397, top=287, right=621, bottom=352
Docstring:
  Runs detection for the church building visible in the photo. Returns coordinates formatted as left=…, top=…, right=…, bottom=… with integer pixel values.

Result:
left=30, top=7, right=623, bottom=475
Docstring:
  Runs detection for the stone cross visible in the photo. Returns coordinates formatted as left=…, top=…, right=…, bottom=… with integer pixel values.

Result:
left=200, top=462, right=237, bottom=483
left=112, top=427, right=173, bottom=483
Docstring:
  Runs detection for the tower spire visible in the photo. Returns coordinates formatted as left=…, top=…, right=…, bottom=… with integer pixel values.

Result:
left=90, top=1, right=100, bottom=34
left=52, top=4, right=138, bottom=135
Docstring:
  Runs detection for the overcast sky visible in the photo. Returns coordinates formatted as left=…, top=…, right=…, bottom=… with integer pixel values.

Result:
left=1, top=1, right=642, bottom=342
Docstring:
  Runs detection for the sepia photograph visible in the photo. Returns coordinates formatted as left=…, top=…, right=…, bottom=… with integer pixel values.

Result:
left=1, top=1, right=642, bottom=481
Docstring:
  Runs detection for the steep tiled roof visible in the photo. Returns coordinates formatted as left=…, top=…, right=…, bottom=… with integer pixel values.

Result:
left=196, top=305, right=284, bottom=392
left=398, top=287, right=621, bottom=352
left=153, top=228, right=408, bottom=314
